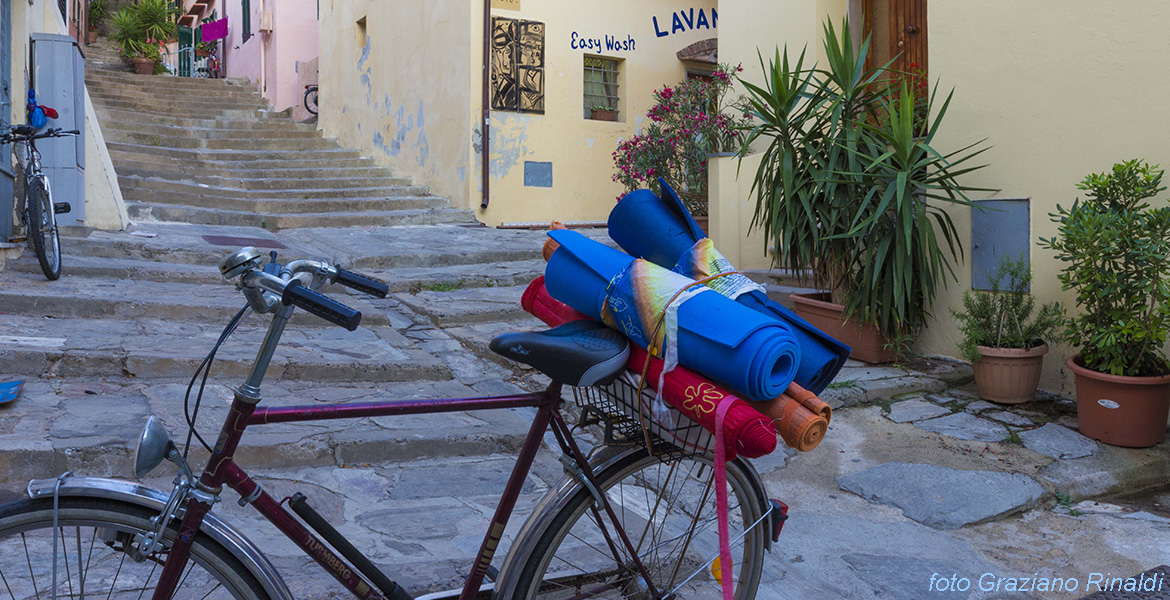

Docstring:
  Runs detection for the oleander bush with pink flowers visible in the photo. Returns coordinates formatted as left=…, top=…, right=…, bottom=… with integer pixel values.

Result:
left=612, top=64, right=751, bottom=215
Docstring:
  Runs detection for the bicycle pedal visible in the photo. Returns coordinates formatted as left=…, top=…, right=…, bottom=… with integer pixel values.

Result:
left=53, top=202, right=71, bottom=214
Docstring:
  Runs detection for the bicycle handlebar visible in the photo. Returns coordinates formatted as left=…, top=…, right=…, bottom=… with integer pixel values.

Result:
left=281, top=280, right=362, bottom=331
left=1, top=126, right=81, bottom=144
left=333, top=268, right=389, bottom=298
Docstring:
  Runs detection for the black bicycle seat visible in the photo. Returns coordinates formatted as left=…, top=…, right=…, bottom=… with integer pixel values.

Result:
left=490, top=320, right=630, bottom=387
left=10, top=125, right=35, bottom=136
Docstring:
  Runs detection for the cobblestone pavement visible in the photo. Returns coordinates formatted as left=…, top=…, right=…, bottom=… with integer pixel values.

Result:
left=2, top=222, right=1169, bottom=599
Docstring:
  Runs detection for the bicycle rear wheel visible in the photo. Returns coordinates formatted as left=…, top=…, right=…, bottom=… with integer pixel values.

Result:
left=507, top=450, right=766, bottom=599
left=0, top=496, right=269, bottom=600
left=304, top=88, right=318, bottom=115
left=26, top=176, right=61, bottom=280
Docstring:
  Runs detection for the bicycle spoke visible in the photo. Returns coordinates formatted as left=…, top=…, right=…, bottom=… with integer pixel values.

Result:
left=105, top=552, right=125, bottom=600
left=23, top=533, right=41, bottom=600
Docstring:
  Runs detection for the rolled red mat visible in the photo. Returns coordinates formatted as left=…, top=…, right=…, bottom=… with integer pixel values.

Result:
left=754, top=394, right=828, bottom=452
left=788, top=382, right=833, bottom=424
left=520, top=277, right=778, bottom=459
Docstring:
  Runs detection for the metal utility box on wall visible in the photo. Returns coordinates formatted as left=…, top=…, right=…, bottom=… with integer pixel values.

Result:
left=971, top=198, right=1030, bottom=291
left=30, top=33, right=85, bottom=227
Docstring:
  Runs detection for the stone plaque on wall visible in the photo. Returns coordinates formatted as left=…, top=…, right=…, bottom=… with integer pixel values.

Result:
left=491, top=0, right=521, bottom=11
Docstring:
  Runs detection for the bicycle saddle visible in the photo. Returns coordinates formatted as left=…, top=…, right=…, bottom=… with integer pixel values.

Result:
left=10, top=125, right=35, bottom=136
left=490, top=320, right=630, bottom=387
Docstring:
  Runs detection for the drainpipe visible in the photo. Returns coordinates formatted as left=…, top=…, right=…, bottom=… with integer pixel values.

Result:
left=480, top=0, right=490, bottom=209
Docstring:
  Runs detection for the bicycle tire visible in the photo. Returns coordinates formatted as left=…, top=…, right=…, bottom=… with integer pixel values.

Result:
left=304, top=88, right=318, bottom=115
left=26, top=176, right=61, bottom=280
left=506, top=450, right=766, bottom=599
left=0, top=496, right=270, bottom=600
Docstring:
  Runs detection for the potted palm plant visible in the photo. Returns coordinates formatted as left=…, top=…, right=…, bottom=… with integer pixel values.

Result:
left=739, top=18, right=991, bottom=363
left=951, top=254, right=1063, bottom=403
left=1039, top=160, right=1170, bottom=447
left=87, top=0, right=107, bottom=43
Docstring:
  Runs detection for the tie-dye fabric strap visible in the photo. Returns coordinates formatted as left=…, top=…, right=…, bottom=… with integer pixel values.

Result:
left=601, top=259, right=712, bottom=426
left=673, top=238, right=766, bottom=300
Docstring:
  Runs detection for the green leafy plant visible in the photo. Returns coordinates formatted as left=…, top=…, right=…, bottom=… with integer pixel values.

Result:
left=88, top=0, right=108, bottom=30
left=109, top=6, right=142, bottom=56
left=739, top=18, right=992, bottom=342
left=950, top=254, right=1064, bottom=363
left=612, top=63, right=751, bottom=215
left=133, top=0, right=177, bottom=41
left=1038, top=160, right=1170, bottom=377
left=590, top=104, right=616, bottom=112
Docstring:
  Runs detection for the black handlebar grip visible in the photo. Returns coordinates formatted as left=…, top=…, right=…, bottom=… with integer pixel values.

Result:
left=281, top=280, right=362, bottom=331
left=334, top=268, right=389, bottom=298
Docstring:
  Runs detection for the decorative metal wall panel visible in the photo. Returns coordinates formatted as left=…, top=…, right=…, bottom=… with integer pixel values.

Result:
left=491, top=17, right=544, bottom=114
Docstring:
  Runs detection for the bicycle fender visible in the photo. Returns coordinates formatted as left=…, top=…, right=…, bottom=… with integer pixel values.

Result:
left=492, top=446, right=773, bottom=600
left=26, top=476, right=293, bottom=600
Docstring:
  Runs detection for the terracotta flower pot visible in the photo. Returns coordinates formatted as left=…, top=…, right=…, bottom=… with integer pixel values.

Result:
left=195, top=48, right=210, bottom=57
left=1066, top=355, right=1170, bottom=448
left=87, top=29, right=99, bottom=43
left=591, top=109, right=617, bottom=122
left=132, top=57, right=156, bottom=75
left=790, top=291, right=897, bottom=364
left=973, top=343, right=1048, bottom=404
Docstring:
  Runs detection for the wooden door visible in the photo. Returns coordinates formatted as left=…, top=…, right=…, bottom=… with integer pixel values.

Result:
left=888, top=0, right=926, bottom=80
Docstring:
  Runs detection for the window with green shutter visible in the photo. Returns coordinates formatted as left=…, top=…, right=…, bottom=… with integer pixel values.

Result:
left=242, top=0, right=252, bottom=42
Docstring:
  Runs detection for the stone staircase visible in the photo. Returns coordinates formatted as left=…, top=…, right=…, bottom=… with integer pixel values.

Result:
left=82, top=40, right=474, bottom=230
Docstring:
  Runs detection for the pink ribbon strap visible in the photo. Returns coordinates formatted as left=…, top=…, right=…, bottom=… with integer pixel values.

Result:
left=714, top=400, right=735, bottom=600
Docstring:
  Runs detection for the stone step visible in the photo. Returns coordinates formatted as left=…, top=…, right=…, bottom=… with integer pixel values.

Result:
left=119, top=175, right=424, bottom=198
left=105, top=129, right=341, bottom=151
left=0, top=269, right=402, bottom=327
left=91, top=96, right=277, bottom=120
left=395, top=285, right=533, bottom=327
left=87, top=89, right=268, bottom=111
left=114, top=159, right=393, bottom=181
left=127, top=202, right=477, bottom=229
left=85, top=69, right=256, bottom=91
left=97, top=107, right=317, bottom=131
left=85, top=80, right=264, bottom=101
left=0, top=375, right=548, bottom=491
left=105, top=141, right=363, bottom=161
left=108, top=150, right=378, bottom=172
left=121, top=189, right=446, bottom=215
left=100, top=121, right=324, bottom=141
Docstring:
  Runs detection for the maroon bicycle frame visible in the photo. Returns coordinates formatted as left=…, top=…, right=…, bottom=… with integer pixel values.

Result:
left=148, top=383, right=664, bottom=600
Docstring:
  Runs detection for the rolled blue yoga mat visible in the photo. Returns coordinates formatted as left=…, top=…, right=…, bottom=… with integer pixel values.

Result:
left=545, top=230, right=802, bottom=402
left=607, top=179, right=852, bottom=395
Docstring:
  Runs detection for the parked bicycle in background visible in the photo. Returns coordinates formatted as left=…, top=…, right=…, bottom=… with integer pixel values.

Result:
left=2, top=124, right=78, bottom=280
left=304, top=84, right=318, bottom=115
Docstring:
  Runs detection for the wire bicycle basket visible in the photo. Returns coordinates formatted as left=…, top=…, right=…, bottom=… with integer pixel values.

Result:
left=572, top=372, right=715, bottom=460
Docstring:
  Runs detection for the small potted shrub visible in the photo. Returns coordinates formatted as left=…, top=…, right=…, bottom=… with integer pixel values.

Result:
left=590, top=104, right=617, bottom=122
left=951, top=254, right=1063, bottom=404
left=87, top=0, right=107, bottom=43
left=1039, top=159, right=1170, bottom=447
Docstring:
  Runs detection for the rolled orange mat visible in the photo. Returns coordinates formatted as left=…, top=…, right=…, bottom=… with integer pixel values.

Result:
left=541, top=221, right=568, bottom=261
left=788, top=382, right=832, bottom=424
left=755, top=394, right=828, bottom=452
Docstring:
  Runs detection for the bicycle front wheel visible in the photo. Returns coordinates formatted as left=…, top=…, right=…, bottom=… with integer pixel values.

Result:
left=304, top=88, right=318, bottom=115
left=508, top=450, right=767, bottom=599
left=0, top=496, right=270, bottom=600
left=26, top=176, right=61, bottom=280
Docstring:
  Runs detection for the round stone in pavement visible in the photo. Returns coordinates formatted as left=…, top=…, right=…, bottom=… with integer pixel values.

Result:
left=1018, top=423, right=1099, bottom=460
left=887, top=398, right=952, bottom=423
left=836, top=462, right=1045, bottom=529
left=915, top=412, right=1010, bottom=442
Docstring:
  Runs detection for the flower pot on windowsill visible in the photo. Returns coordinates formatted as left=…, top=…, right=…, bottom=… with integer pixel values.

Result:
left=195, top=48, right=211, bottom=57
left=973, top=343, right=1048, bottom=404
left=591, top=109, right=617, bottom=122
left=132, top=57, right=156, bottom=75
left=790, top=291, right=897, bottom=364
left=1066, top=355, right=1170, bottom=448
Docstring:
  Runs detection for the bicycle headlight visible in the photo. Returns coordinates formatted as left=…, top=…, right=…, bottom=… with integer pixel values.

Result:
left=134, top=416, right=175, bottom=478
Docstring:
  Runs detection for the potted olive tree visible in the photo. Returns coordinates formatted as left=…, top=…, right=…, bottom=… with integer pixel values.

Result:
left=1039, top=160, right=1170, bottom=447
left=951, top=254, right=1063, bottom=403
left=739, top=18, right=991, bottom=362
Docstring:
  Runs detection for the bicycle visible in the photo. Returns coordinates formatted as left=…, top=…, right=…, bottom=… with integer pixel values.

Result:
left=1, top=125, right=79, bottom=280
left=304, top=84, right=318, bottom=115
left=0, top=247, right=784, bottom=600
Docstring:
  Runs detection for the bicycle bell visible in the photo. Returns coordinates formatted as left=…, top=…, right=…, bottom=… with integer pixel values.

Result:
left=219, top=247, right=265, bottom=280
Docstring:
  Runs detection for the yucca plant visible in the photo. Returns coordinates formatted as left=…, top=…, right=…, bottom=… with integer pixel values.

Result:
left=134, top=0, right=177, bottom=42
left=739, top=17, right=992, bottom=346
left=109, top=6, right=142, bottom=56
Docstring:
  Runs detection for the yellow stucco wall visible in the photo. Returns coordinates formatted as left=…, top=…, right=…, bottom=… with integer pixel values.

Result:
left=920, top=0, right=1170, bottom=394
left=477, top=1, right=719, bottom=226
left=318, top=0, right=475, bottom=217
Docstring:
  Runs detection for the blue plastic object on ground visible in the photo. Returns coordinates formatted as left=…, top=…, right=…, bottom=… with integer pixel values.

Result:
left=607, top=179, right=852, bottom=394
left=0, top=381, right=23, bottom=405
left=544, top=230, right=802, bottom=402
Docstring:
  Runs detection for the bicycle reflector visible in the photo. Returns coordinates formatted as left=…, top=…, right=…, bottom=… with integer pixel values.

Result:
left=769, top=499, right=789, bottom=543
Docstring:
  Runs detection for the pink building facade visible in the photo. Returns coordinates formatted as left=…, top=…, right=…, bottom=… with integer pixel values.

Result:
left=219, top=0, right=319, bottom=117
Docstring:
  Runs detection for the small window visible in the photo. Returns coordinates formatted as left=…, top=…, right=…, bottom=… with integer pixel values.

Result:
left=241, top=0, right=252, bottom=42
left=584, top=56, right=620, bottom=120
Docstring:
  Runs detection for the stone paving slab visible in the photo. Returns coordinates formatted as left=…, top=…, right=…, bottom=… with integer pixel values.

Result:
left=887, top=397, right=953, bottom=423
left=837, top=462, right=1046, bottom=529
left=916, top=412, right=1010, bottom=442
left=984, top=410, right=1034, bottom=427
left=394, top=285, right=532, bottom=327
left=1020, top=423, right=1099, bottom=460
